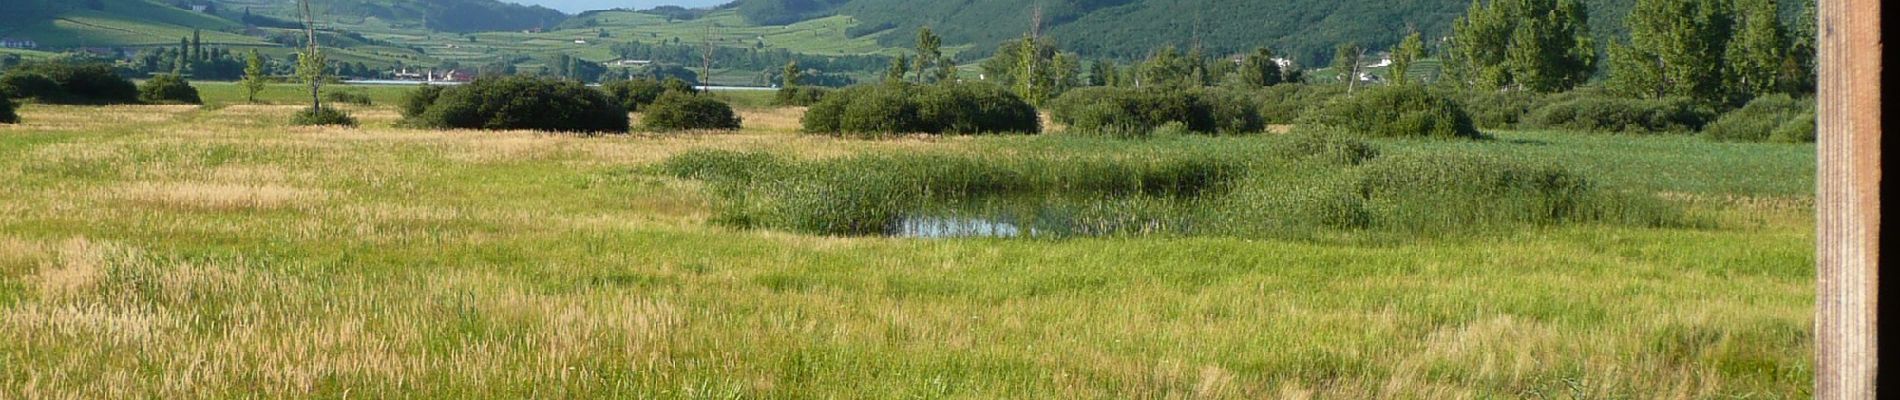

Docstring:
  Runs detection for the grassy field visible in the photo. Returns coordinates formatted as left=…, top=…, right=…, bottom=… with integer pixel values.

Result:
left=0, top=88, right=1816, bottom=397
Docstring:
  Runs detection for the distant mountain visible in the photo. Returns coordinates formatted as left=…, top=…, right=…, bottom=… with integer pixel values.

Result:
left=499, top=0, right=731, bottom=14
left=728, top=0, right=1801, bottom=64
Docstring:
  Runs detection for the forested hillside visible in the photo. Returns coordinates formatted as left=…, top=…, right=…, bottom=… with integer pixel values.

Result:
left=733, top=0, right=1807, bottom=64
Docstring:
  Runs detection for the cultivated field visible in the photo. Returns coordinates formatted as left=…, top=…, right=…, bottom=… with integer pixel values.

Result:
left=0, top=86, right=1815, bottom=398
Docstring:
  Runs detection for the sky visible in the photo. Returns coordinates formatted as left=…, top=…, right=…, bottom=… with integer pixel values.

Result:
left=501, top=0, right=730, bottom=14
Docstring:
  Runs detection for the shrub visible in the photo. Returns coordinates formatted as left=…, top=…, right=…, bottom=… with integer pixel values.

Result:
left=773, top=86, right=830, bottom=106
left=1768, top=112, right=1816, bottom=143
left=915, top=83, right=1040, bottom=134
left=1048, top=87, right=1263, bottom=136
left=1444, top=88, right=1548, bottom=129
left=0, top=73, right=59, bottom=100
left=641, top=91, right=743, bottom=131
left=407, top=76, right=628, bottom=133
left=1, top=96, right=17, bottom=124
left=1703, top=94, right=1816, bottom=143
left=601, top=78, right=695, bottom=111
left=0, top=62, right=139, bottom=105
left=1252, top=84, right=1344, bottom=124
left=324, top=90, right=373, bottom=106
left=399, top=85, right=446, bottom=119
left=1521, top=95, right=1715, bottom=134
left=291, top=106, right=357, bottom=127
left=1295, top=85, right=1481, bottom=139
left=1273, top=128, right=1381, bottom=165
left=803, top=83, right=1039, bottom=137
left=137, top=74, right=202, bottom=105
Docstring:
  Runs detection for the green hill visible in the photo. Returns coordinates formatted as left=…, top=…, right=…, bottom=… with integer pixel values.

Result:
left=0, top=0, right=269, bottom=48
left=727, top=0, right=1809, bottom=64
left=216, top=0, right=569, bottom=34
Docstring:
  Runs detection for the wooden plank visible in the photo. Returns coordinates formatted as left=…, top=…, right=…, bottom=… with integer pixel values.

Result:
left=1815, top=0, right=1881, bottom=397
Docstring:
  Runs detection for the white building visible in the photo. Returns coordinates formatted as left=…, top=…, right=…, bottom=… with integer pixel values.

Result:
left=0, top=38, right=37, bottom=49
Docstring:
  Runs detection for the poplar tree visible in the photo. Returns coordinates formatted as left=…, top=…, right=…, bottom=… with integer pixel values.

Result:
left=1446, top=0, right=1595, bottom=92
left=1607, top=0, right=1734, bottom=103
left=915, top=27, right=943, bottom=83
left=241, top=50, right=267, bottom=103
left=782, top=59, right=801, bottom=87
left=1725, top=0, right=1786, bottom=97
left=1390, top=33, right=1425, bottom=85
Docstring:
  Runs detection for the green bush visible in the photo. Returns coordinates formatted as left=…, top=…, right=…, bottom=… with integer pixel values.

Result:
left=641, top=91, right=743, bottom=132
left=398, top=85, right=446, bottom=120
left=0, top=73, right=59, bottom=100
left=773, top=86, right=830, bottom=106
left=324, top=90, right=373, bottom=106
left=1, top=96, right=18, bottom=124
left=0, top=62, right=139, bottom=105
left=1444, top=88, right=1548, bottom=130
left=406, top=76, right=628, bottom=133
left=1048, top=87, right=1264, bottom=136
left=1703, top=94, right=1816, bottom=143
left=1252, top=84, right=1344, bottom=124
left=601, top=78, right=695, bottom=111
left=803, top=83, right=1038, bottom=137
left=1295, top=85, right=1481, bottom=139
left=1273, top=128, right=1381, bottom=165
left=291, top=106, right=357, bottom=127
left=1768, top=112, right=1816, bottom=143
left=1521, top=95, right=1715, bottom=134
left=136, top=74, right=201, bottom=105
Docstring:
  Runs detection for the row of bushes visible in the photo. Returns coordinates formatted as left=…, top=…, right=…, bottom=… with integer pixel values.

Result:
left=0, top=63, right=139, bottom=105
left=399, top=76, right=740, bottom=133
left=600, top=77, right=696, bottom=111
left=1048, top=87, right=1264, bottom=137
left=803, top=83, right=1039, bottom=137
left=2, top=62, right=205, bottom=106
left=1435, top=87, right=1813, bottom=142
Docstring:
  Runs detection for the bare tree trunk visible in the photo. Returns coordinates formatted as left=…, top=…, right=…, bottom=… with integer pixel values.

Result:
left=300, top=0, right=322, bottom=110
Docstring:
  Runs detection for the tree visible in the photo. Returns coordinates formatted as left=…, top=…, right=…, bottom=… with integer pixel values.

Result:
left=191, top=30, right=203, bottom=62
left=1446, top=0, right=1595, bottom=93
left=1333, top=42, right=1365, bottom=92
left=1607, top=0, right=1735, bottom=104
left=1780, top=1, right=1816, bottom=94
left=1390, top=32, right=1425, bottom=85
left=915, top=27, right=943, bottom=83
left=296, top=0, right=326, bottom=112
left=886, top=54, right=910, bottom=84
left=1725, top=0, right=1786, bottom=97
left=241, top=50, right=267, bottom=103
left=1139, top=46, right=1194, bottom=89
left=1239, top=47, right=1283, bottom=88
left=782, top=59, right=801, bottom=87
left=1014, top=36, right=1054, bottom=105
left=1089, top=59, right=1114, bottom=87
left=1051, top=53, right=1081, bottom=94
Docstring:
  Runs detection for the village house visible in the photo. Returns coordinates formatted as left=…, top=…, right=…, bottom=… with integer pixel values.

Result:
left=0, top=38, right=38, bottom=49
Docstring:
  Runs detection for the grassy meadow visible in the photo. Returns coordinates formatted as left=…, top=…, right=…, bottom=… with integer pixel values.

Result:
left=0, top=85, right=1815, bottom=397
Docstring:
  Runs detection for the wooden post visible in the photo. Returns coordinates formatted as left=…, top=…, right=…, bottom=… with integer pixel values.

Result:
left=1816, top=0, right=1880, bottom=397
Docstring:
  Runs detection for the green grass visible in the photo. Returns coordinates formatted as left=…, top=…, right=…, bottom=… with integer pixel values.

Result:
left=0, top=93, right=1817, bottom=397
left=0, top=0, right=268, bottom=48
